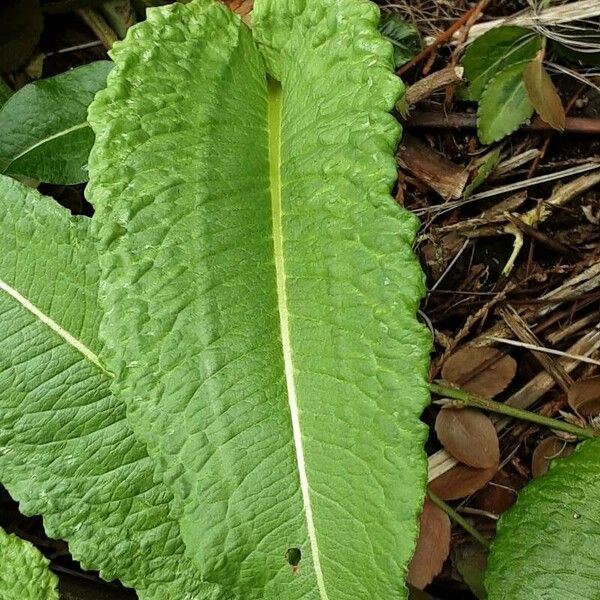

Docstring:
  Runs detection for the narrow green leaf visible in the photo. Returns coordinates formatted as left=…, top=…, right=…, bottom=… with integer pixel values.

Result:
left=88, top=1, right=430, bottom=599
left=0, top=174, right=216, bottom=600
left=379, top=13, right=422, bottom=68
left=486, top=439, right=600, bottom=599
left=462, top=26, right=542, bottom=101
left=464, top=148, right=502, bottom=199
left=0, top=526, right=59, bottom=600
left=477, top=61, right=534, bottom=144
left=0, top=61, right=112, bottom=184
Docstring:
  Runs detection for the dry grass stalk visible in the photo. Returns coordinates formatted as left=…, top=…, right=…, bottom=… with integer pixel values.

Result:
left=463, top=0, right=600, bottom=43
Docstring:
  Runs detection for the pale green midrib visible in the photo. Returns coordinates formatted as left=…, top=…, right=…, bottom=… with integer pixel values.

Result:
left=266, top=76, right=329, bottom=600
left=0, top=277, right=111, bottom=376
left=3, top=122, right=88, bottom=172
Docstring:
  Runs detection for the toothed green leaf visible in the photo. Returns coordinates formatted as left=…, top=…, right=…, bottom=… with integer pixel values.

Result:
left=477, top=61, right=534, bottom=144
left=0, top=61, right=112, bottom=184
left=0, top=526, right=58, bottom=600
left=486, top=440, right=600, bottom=600
left=462, top=26, right=542, bottom=101
left=87, top=1, right=430, bottom=599
left=0, top=174, right=216, bottom=600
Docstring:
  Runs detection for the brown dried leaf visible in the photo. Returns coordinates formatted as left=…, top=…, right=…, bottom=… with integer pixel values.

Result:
left=428, top=462, right=498, bottom=501
left=523, top=55, right=566, bottom=131
left=531, top=436, right=575, bottom=478
left=471, top=470, right=524, bottom=515
left=220, top=0, right=253, bottom=23
left=435, top=407, right=500, bottom=468
left=442, top=346, right=516, bottom=397
left=567, top=376, right=600, bottom=417
left=407, top=498, right=451, bottom=590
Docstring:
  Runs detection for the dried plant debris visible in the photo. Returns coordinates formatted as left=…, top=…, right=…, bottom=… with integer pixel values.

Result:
left=531, top=436, right=575, bottom=478
left=429, top=462, right=499, bottom=502
left=435, top=407, right=500, bottom=469
left=567, top=376, right=600, bottom=418
left=407, top=498, right=452, bottom=590
left=441, top=347, right=517, bottom=398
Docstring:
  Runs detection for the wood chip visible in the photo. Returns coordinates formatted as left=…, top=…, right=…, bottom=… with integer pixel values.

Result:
left=531, top=436, right=575, bottom=478
left=567, top=376, right=600, bottom=417
left=441, top=346, right=517, bottom=397
left=407, top=498, right=451, bottom=590
left=398, top=133, right=469, bottom=200
left=428, top=462, right=498, bottom=500
left=435, top=407, right=500, bottom=468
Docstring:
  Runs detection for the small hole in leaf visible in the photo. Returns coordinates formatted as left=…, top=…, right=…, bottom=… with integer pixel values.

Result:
left=285, top=547, right=301, bottom=568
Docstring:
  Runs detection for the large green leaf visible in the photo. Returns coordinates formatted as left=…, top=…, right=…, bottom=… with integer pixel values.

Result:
left=0, top=175, right=217, bottom=600
left=87, top=1, right=430, bottom=599
left=0, top=61, right=111, bottom=184
left=0, top=526, right=58, bottom=600
left=486, top=439, right=600, bottom=600
left=462, top=26, right=542, bottom=101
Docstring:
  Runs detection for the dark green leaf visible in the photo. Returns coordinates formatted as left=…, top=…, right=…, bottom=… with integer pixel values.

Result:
left=462, top=26, right=542, bottom=101
left=0, top=80, right=12, bottom=109
left=0, top=61, right=112, bottom=184
left=464, top=148, right=502, bottom=198
left=553, top=41, right=600, bottom=68
left=486, top=440, right=600, bottom=599
left=379, top=14, right=422, bottom=68
left=477, top=61, right=534, bottom=144
left=0, top=0, right=44, bottom=72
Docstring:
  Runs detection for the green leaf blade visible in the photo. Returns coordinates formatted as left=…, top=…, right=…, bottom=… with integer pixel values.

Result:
left=378, top=13, right=422, bottom=68
left=477, top=61, right=534, bottom=144
left=88, top=1, right=430, bottom=599
left=462, top=26, right=541, bottom=101
left=486, top=439, right=600, bottom=600
left=0, top=175, right=216, bottom=600
left=0, top=526, right=59, bottom=600
left=0, top=61, right=111, bottom=184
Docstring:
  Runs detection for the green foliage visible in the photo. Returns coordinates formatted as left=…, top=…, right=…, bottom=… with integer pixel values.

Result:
left=463, top=148, right=502, bottom=199
left=0, top=526, right=58, bottom=600
left=87, top=0, right=430, bottom=599
left=0, top=61, right=112, bottom=184
left=0, top=174, right=214, bottom=600
left=0, top=80, right=12, bottom=109
left=486, top=440, right=600, bottom=599
left=462, top=26, right=542, bottom=101
left=0, top=0, right=43, bottom=72
left=379, top=13, right=422, bottom=68
left=477, top=61, right=534, bottom=145
left=461, top=26, right=543, bottom=143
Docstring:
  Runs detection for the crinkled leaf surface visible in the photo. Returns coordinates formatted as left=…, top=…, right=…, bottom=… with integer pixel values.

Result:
left=462, top=26, right=541, bottom=101
left=486, top=440, right=600, bottom=600
left=88, top=1, right=430, bottom=599
left=0, top=61, right=111, bottom=184
left=0, top=526, right=58, bottom=600
left=477, top=61, right=534, bottom=144
left=0, top=175, right=217, bottom=600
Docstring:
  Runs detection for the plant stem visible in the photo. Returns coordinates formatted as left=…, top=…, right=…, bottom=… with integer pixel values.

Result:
left=430, top=382, right=598, bottom=440
left=427, top=490, right=490, bottom=549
